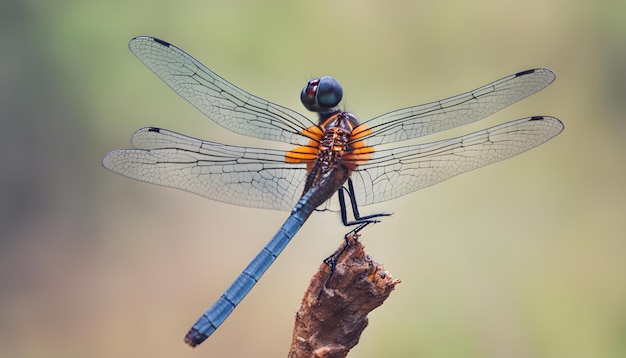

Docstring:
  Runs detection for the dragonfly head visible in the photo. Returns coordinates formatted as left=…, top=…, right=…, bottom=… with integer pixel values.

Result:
left=301, top=76, right=343, bottom=113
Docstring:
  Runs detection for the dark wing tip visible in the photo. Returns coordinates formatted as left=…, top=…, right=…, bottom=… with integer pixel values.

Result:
left=515, top=68, right=539, bottom=77
left=514, top=68, right=557, bottom=90
left=184, top=328, right=208, bottom=348
left=129, top=36, right=172, bottom=48
left=529, top=115, right=564, bottom=125
left=515, top=68, right=556, bottom=78
left=151, top=37, right=172, bottom=47
left=529, top=116, right=565, bottom=134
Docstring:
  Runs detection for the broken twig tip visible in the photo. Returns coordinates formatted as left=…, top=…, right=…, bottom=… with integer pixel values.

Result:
left=289, top=231, right=400, bottom=357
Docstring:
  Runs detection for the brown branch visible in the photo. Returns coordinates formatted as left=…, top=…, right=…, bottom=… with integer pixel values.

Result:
left=289, top=231, right=401, bottom=358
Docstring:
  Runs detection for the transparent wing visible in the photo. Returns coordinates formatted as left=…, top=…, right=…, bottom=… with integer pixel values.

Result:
left=129, top=36, right=315, bottom=145
left=349, top=116, right=563, bottom=205
left=355, top=69, right=556, bottom=146
left=102, top=127, right=306, bottom=211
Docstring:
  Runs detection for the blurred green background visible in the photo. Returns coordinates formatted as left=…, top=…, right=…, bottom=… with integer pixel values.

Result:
left=1, top=0, right=625, bottom=357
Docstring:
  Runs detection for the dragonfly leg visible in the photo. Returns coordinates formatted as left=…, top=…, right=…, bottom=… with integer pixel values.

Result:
left=339, top=178, right=392, bottom=226
left=317, top=222, right=371, bottom=301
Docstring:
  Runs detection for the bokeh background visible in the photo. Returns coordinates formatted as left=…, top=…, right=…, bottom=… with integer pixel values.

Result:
left=2, top=0, right=625, bottom=357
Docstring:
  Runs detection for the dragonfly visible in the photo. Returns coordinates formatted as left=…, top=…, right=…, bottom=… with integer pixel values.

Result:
left=103, top=36, right=563, bottom=347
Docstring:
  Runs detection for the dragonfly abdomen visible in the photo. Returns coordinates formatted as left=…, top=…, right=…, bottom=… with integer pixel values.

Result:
left=185, top=206, right=310, bottom=346
left=185, top=163, right=352, bottom=346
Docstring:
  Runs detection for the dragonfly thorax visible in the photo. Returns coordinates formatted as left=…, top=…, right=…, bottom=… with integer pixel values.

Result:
left=297, top=112, right=360, bottom=196
left=318, top=112, right=357, bottom=153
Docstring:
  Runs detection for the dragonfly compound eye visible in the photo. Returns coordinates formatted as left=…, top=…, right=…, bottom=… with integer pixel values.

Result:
left=316, top=76, right=343, bottom=108
left=300, top=78, right=320, bottom=111
left=300, top=77, right=342, bottom=112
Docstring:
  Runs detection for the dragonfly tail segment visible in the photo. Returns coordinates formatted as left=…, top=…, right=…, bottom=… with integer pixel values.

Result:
left=184, top=167, right=353, bottom=347
left=184, top=211, right=309, bottom=347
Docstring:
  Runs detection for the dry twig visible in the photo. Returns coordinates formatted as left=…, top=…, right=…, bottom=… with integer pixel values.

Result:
left=289, top=231, right=400, bottom=357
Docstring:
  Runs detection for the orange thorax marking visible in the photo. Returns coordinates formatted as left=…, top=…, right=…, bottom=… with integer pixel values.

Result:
left=285, top=113, right=375, bottom=172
